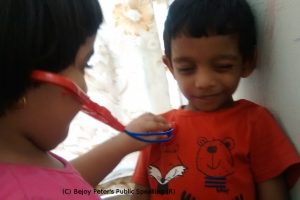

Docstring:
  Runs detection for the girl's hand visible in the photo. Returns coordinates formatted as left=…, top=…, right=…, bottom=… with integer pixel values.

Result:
left=117, top=113, right=172, bottom=152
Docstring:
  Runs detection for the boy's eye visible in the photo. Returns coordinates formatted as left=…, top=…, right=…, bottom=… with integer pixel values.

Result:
left=177, top=66, right=195, bottom=74
left=214, top=64, right=233, bottom=72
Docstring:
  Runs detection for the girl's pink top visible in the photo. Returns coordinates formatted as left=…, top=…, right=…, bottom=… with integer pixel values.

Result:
left=0, top=152, right=101, bottom=199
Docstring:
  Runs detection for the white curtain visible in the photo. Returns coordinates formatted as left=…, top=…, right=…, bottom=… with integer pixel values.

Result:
left=53, top=0, right=182, bottom=183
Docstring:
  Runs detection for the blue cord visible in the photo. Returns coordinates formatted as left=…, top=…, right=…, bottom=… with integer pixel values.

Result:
left=124, top=128, right=174, bottom=143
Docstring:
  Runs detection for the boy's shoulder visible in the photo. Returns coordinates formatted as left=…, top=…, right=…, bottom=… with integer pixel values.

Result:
left=160, top=99, right=269, bottom=118
left=235, top=99, right=266, bottom=111
left=234, top=99, right=272, bottom=117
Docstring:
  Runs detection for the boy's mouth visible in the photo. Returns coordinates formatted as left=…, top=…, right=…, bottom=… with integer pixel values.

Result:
left=192, top=93, right=220, bottom=100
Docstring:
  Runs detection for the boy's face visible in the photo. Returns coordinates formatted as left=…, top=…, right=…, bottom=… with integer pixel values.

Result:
left=164, top=35, right=254, bottom=112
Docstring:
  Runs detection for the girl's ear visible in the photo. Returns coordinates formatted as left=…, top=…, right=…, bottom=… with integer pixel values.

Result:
left=162, top=55, right=174, bottom=75
left=241, top=49, right=257, bottom=78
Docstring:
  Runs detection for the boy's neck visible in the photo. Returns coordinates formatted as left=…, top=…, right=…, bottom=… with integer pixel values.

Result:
left=184, top=97, right=235, bottom=112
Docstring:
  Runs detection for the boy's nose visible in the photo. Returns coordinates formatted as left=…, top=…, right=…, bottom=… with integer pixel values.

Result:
left=194, top=69, right=216, bottom=89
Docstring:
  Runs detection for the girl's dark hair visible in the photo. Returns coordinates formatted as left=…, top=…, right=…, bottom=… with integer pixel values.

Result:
left=163, top=0, right=257, bottom=61
left=0, top=0, right=103, bottom=115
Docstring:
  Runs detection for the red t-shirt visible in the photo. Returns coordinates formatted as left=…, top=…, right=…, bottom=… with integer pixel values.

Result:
left=132, top=99, right=300, bottom=200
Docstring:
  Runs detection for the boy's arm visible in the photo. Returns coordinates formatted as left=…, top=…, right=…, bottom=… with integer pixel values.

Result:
left=257, top=175, right=290, bottom=200
left=250, top=108, right=300, bottom=199
left=131, top=184, right=150, bottom=200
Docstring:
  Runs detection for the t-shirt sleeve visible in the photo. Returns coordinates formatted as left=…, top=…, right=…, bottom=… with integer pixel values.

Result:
left=132, top=147, right=151, bottom=187
left=250, top=108, right=300, bottom=187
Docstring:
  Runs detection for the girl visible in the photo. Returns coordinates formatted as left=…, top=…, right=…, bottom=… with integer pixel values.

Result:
left=0, top=0, right=171, bottom=199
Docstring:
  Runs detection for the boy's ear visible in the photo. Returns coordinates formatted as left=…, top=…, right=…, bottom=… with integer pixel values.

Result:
left=241, top=61, right=255, bottom=78
left=241, top=49, right=257, bottom=78
left=162, top=55, right=174, bottom=75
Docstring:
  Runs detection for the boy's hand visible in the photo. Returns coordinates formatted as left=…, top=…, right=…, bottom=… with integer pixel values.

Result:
left=117, top=113, right=172, bottom=152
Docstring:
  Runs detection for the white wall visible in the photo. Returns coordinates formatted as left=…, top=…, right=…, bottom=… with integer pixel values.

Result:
left=234, top=0, right=300, bottom=198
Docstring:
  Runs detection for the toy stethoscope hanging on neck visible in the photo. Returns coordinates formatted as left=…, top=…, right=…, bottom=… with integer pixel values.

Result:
left=31, top=70, right=174, bottom=143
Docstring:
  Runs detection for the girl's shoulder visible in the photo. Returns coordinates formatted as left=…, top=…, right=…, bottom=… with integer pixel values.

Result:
left=0, top=153, right=98, bottom=199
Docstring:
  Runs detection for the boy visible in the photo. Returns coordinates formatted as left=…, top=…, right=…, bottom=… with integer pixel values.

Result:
left=131, top=0, right=300, bottom=199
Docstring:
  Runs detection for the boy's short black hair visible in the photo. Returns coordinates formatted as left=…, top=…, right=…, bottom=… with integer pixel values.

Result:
left=163, top=0, right=257, bottom=61
left=0, top=0, right=103, bottom=115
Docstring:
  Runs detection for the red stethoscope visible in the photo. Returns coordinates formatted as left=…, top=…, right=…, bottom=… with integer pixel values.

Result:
left=31, top=70, right=173, bottom=143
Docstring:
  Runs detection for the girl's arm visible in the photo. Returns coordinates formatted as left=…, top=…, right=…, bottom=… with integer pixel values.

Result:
left=71, top=113, right=171, bottom=187
left=257, top=175, right=290, bottom=200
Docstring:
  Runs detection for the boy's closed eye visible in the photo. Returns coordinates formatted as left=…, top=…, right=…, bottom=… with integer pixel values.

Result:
left=176, top=63, right=235, bottom=74
left=176, top=66, right=196, bottom=74
left=213, top=63, right=234, bottom=72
